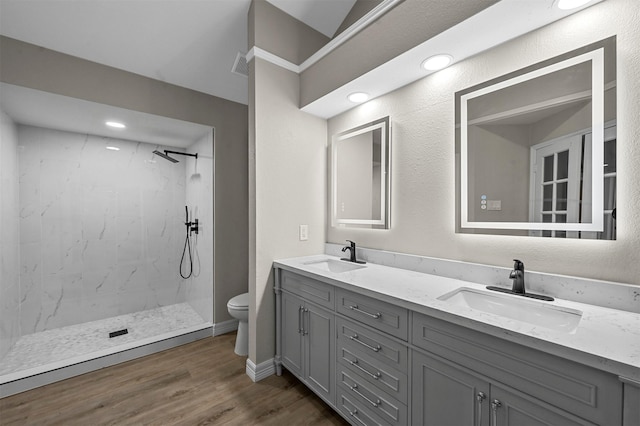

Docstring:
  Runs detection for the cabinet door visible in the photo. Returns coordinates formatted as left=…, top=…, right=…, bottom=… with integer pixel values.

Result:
left=281, top=291, right=304, bottom=377
left=305, top=303, right=335, bottom=403
left=490, top=385, right=597, bottom=426
left=412, top=350, right=490, bottom=426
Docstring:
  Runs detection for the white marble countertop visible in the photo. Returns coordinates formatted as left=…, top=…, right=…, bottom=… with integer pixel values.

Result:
left=274, top=254, right=640, bottom=382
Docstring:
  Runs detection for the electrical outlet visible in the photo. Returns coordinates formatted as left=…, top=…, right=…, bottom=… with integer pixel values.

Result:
left=299, top=224, right=308, bottom=241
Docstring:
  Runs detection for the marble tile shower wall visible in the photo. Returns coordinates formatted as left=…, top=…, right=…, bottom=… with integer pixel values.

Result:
left=0, top=112, right=21, bottom=361
left=17, top=125, right=188, bottom=334
left=184, top=131, right=214, bottom=323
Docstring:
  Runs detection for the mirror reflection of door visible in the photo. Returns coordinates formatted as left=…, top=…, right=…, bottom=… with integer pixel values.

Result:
left=583, top=124, right=617, bottom=240
left=529, top=134, right=582, bottom=238
left=529, top=123, right=616, bottom=239
left=456, top=37, right=615, bottom=239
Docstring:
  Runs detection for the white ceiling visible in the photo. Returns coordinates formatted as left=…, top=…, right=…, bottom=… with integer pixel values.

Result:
left=0, top=0, right=353, bottom=146
left=0, top=83, right=212, bottom=148
left=0, top=0, right=353, bottom=106
left=0, top=0, right=604, bottom=144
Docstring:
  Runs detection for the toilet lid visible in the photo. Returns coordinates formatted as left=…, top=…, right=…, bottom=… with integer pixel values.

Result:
left=228, top=292, right=249, bottom=309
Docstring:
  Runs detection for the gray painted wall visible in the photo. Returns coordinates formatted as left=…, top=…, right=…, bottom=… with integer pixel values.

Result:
left=249, top=0, right=329, bottom=65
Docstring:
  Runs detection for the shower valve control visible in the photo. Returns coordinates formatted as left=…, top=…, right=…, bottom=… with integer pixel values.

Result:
left=189, top=219, right=199, bottom=235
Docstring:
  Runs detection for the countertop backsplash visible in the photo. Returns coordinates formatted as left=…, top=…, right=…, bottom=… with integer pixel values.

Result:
left=325, top=243, right=639, bottom=313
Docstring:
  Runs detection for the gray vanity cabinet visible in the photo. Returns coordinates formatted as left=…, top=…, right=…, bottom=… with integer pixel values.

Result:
left=412, top=349, right=597, bottom=426
left=275, top=267, right=629, bottom=426
left=411, top=313, right=622, bottom=426
left=279, top=272, right=335, bottom=405
left=412, top=349, right=491, bottom=426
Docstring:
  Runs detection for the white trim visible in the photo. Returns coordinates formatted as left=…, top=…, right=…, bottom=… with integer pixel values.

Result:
left=212, top=319, right=238, bottom=336
left=246, top=358, right=276, bottom=382
left=246, top=46, right=299, bottom=73
left=246, top=0, right=400, bottom=76
left=298, top=0, right=402, bottom=72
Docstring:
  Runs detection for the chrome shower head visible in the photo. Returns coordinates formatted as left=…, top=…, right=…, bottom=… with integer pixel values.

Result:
left=153, top=150, right=179, bottom=163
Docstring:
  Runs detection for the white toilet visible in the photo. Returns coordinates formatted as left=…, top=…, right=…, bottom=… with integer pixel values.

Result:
left=227, top=292, right=249, bottom=356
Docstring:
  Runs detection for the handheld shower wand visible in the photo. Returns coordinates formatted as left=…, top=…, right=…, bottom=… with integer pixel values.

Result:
left=180, top=206, right=199, bottom=279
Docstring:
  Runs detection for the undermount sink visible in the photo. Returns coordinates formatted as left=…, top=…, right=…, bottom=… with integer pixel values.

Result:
left=303, top=259, right=366, bottom=273
left=438, top=287, right=582, bottom=333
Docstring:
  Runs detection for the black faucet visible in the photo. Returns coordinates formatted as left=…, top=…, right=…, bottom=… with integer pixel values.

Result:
left=487, top=259, right=554, bottom=301
left=341, top=240, right=366, bottom=264
left=509, top=259, right=525, bottom=295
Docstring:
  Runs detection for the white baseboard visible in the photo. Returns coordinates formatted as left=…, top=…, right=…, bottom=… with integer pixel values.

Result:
left=212, top=319, right=238, bottom=336
left=246, top=358, right=276, bottom=382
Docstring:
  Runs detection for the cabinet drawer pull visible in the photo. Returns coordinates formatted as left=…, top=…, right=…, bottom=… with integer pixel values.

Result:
left=349, top=334, right=381, bottom=352
left=349, top=304, right=381, bottom=319
left=347, top=408, right=367, bottom=426
left=302, top=308, right=309, bottom=335
left=491, top=399, right=502, bottom=426
left=476, top=391, right=486, bottom=426
left=349, top=358, right=381, bottom=380
left=349, top=383, right=381, bottom=408
left=298, top=306, right=303, bottom=334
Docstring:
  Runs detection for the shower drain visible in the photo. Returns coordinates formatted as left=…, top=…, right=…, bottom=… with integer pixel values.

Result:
left=109, top=328, right=129, bottom=338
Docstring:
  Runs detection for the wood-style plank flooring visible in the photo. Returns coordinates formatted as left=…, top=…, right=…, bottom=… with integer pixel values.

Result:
left=0, top=333, right=349, bottom=425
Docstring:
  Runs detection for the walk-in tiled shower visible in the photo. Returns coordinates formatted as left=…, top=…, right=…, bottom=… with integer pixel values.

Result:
left=0, top=116, right=214, bottom=392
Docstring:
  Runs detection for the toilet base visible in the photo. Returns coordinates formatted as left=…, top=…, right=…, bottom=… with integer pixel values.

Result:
left=234, top=320, right=248, bottom=356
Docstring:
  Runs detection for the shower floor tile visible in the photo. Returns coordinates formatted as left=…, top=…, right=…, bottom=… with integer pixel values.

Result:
left=0, top=303, right=207, bottom=377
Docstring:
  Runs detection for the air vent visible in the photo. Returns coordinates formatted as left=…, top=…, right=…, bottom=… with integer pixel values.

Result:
left=232, top=52, right=249, bottom=77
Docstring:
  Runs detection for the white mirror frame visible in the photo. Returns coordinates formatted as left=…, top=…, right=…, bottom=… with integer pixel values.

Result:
left=331, top=116, right=390, bottom=228
left=460, top=48, right=605, bottom=232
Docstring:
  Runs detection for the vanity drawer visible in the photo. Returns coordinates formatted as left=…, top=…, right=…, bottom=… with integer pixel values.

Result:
left=336, top=289, right=408, bottom=340
left=280, top=270, right=334, bottom=309
left=337, top=393, right=389, bottom=426
left=411, top=312, right=622, bottom=425
left=337, top=317, right=408, bottom=373
left=338, top=345, right=408, bottom=404
left=338, top=369, right=407, bottom=426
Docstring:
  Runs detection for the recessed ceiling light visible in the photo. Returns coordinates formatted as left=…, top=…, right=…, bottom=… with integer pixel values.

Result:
left=105, top=121, right=126, bottom=129
left=422, top=54, right=453, bottom=71
left=105, top=146, right=120, bottom=151
left=557, top=0, right=590, bottom=10
left=348, top=92, right=369, bottom=103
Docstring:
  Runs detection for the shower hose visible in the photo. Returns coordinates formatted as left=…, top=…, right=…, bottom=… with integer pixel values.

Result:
left=180, top=206, right=193, bottom=279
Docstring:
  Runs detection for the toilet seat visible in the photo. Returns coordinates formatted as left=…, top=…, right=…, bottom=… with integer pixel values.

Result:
left=227, top=292, right=249, bottom=310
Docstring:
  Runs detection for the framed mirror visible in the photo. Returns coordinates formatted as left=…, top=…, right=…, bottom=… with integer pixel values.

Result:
left=455, top=37, right=616, bottom=239
left=331, top=116, right=391, bottom=229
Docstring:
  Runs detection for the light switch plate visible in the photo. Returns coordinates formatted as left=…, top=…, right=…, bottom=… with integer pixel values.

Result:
left=299, top=224, right=308, bottom=241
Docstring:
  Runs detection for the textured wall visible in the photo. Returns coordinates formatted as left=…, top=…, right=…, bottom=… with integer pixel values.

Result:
left=249, top=58, right=327, bottom=363
left=328, top=0, right=640, bottom=285
left=0, top=111, right=20, bottom=360
left=17, top=125, right=188, bottom=333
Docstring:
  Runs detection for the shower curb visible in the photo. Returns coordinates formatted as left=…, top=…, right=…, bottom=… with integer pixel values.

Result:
left=0, top=326, right=212, bottom=398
